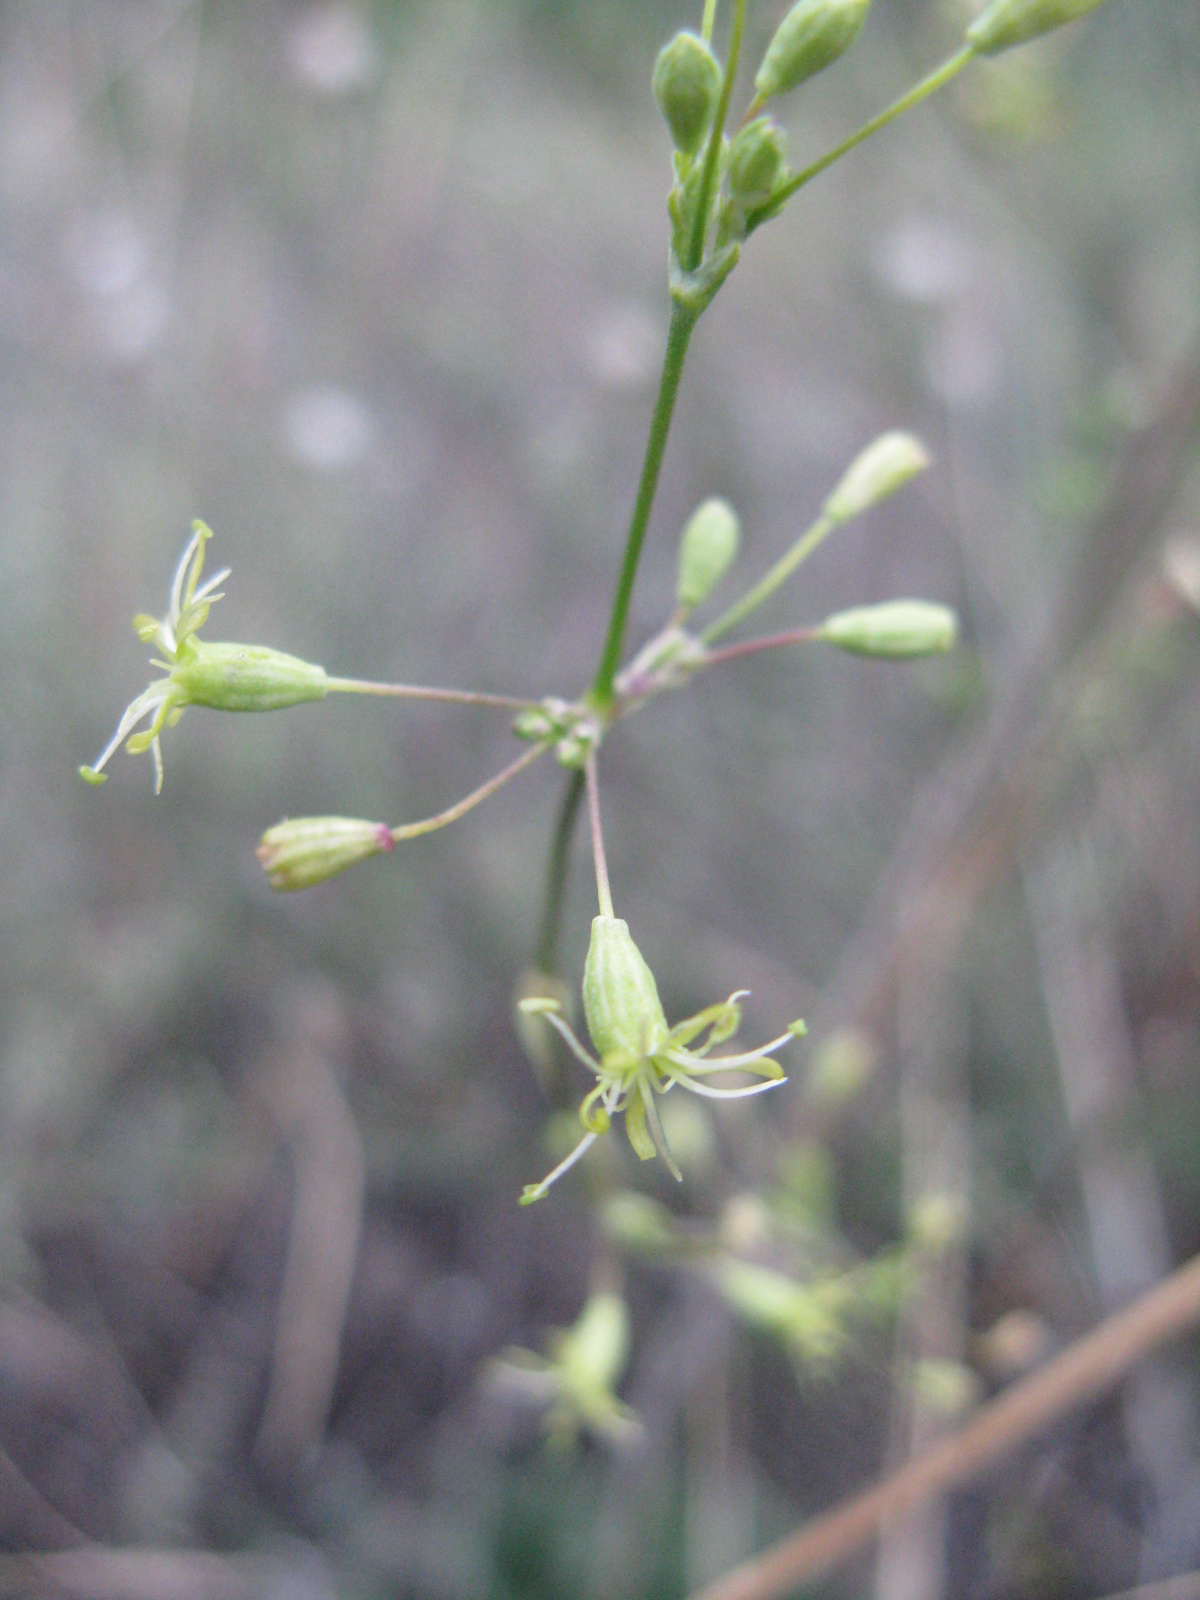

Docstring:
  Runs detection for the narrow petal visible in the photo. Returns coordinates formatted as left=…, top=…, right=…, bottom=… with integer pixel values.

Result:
left=81, top=685, right=169, bottom=781
left=192, top=566, right=230, bottom=604
left=639, top=1076, right=682, bottom=1182
left=664, top=1066, right=787, bottom=1101
left=542, top=1011, right=603, bottom=1076
left=168, top=527, right=203, bottom=624
left=663, top=1046, right=784, bottom=1079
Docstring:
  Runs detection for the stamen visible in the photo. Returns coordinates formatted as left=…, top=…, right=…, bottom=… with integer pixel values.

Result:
left=169, top=528, right=203, bottom=623
left=520, top=1130, right=599, bottom=1205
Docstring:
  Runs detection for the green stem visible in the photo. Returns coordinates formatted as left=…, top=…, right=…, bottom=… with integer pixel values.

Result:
left=390, top=742, right=547, bottom=842
left=686, top=0, right=747, bottom=271
left=747, top=45, right=977, bottom=233
left=591, top=303, right=696, bottom=709
left=536, top=770, right=585, bottom=974
left=701, top=0, right=718, bottom=46
left=326, top=676, right=531, bottom=711
left=702, top=513, right=834, bottom=643
left=584, top=752, right=614, bottom=918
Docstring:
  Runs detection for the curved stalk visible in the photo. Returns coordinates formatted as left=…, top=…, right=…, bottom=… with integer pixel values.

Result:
left=326, top=676, right=532, bottom=710
left=747, top=46, right=976, bottom=233
left=390, top=742, right=546, bottom=843
left=702, top=514, right=834, bottom=643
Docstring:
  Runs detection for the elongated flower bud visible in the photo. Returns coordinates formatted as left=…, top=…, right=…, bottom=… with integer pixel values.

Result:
left=171, top=640, right=328, bottom=711
left=582, top=916, right=669, bottom=1060
left=823, top=431, right=930, bottom=524
left=653, top=31, right=722, bottom=156
left=257, top=815, right=394, bottom=891
left=967, top=0, right=1109, bottom=55
left=558, top=1293, right=630, bottom=1393
left=600, top=1192, right=681, bottom=1254
left=727, top=117, right=787, bottom=209
left=754, top=0, right=872, bottom=102
left=817, top=599, right=958, bottom=657
left=677, top=498, right=740, bottom=612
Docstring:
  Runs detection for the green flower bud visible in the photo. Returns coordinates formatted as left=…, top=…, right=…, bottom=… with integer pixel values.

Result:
left=817, top=599, right=958, bottom=658
left=967, top=0, right=1109, bottom=56
left=599, top=1192, right=681, bottom=1255
left=557, top=1292, right=630, bottom=1394
left=823, top=431, right=931, bottom=523
left=754, top=0, right=872, bottom=102
left=907, top=1191, right=970, bottom=1254
left=912, top=1358, right=980, bottom=1421
left=653, top=30, right=722, bottom=157
left=170, top=640, right=328, bottom=712
left=582, top=916, right=669, bottom=1060
left=256, top=815, right=394, bottom=891
left=727, top=117, right=788, bottom=209
left=676, top=498, right=740, bottom=612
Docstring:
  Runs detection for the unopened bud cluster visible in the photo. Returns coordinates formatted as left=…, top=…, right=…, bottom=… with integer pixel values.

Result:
left=512, top=697, right=603, bottom=768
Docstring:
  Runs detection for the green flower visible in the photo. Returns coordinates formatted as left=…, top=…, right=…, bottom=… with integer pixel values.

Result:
left=486, top=1291, right=644, bottom=1451
left=519, top=915, right=804, bottom=1203
left=80, top=522, right=327, bottom=793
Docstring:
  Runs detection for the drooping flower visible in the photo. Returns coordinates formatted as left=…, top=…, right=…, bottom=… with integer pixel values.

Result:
left=519, top=915, right=804, bottom=1203
left=486, top=1291, right=644, bottom=1451
left=80, top=522, right=328, bottom=793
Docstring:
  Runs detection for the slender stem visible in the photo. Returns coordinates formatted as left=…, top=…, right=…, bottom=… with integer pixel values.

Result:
left=390, top=742, right=546, bottom=843
left=686, top=0, right=746, bottom=271
left=702, top=626, right=819, bottom=668
left=701, top=0, right=718, bottom=46
left=591, top=303, right=696, bottom=709
left=536, top=771, right=586, bottom=973
left=326, top=676, right=532, bottom=711
left=689, top=1248, right=1200, bottom=1600
left=702, top=514, right=834, bottom=643
left=585, top=752, right=614, bottom=918
left=747, top=46, right=977, bottom=234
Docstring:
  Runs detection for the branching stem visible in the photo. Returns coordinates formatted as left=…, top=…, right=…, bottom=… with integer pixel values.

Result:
left=591, top=303, right=696, bottom=709
left=702, top=514, right=834, bottom=643
left=748, top=46, right=976, bottom=233
left=686, top=0, right=747, bottom=272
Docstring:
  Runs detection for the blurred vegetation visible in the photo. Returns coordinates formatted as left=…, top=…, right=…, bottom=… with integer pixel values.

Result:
left=1, top=1, right=1199, bottom=1597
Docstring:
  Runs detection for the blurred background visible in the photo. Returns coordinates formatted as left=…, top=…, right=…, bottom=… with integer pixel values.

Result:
left=2, top=1, right=1200, bottom=1596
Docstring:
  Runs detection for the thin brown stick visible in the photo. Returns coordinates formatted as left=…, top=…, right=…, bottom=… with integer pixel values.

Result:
left=701, top=627, right=818, bottom=669
left=690, top=1250, right=1200, bottom=1600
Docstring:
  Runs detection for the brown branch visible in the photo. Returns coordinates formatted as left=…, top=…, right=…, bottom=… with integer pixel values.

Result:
left=690, top=1250, right=1200, bottom=1600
